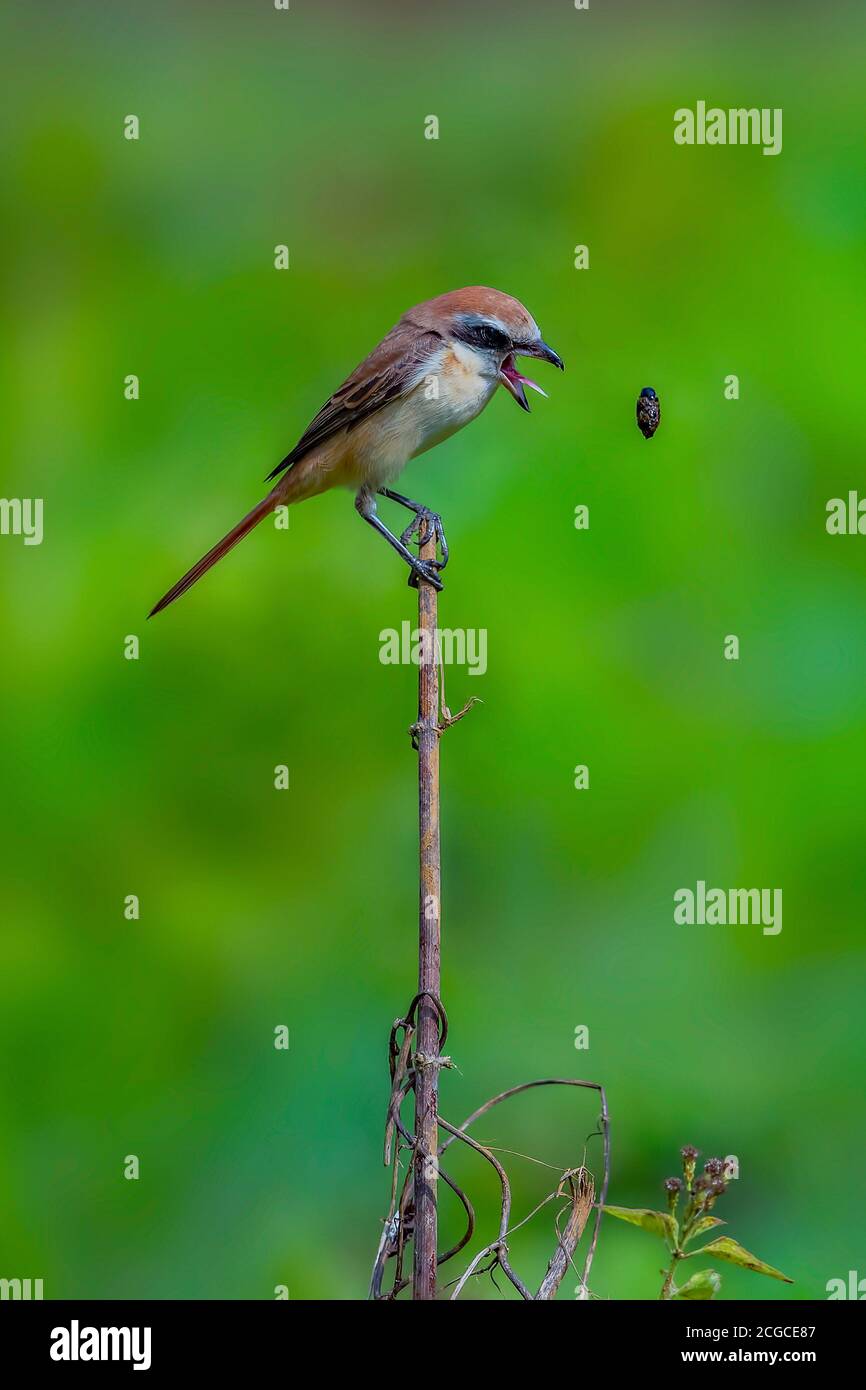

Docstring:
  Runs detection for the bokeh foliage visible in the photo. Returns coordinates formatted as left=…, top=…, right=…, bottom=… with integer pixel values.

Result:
left=2, top=0, right=865, bottom=1298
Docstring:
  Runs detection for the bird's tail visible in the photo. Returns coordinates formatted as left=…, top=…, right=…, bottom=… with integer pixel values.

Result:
left=148, top=490, right=279, bottom=617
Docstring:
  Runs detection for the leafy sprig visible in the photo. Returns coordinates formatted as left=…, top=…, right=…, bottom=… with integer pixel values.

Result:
left=604, top=1144, right=793, bottom=1300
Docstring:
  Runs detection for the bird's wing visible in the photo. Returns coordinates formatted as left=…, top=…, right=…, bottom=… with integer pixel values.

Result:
left=266, top=324, right=444, bottom=482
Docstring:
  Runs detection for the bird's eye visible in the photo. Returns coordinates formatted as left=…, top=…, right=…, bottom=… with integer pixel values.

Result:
left=458, top=320, right=511, bottom=353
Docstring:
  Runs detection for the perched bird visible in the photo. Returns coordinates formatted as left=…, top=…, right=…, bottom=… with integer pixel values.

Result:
left=149, top=287, right=563, bottom=615
left=636, top=386, right=660, bottom=439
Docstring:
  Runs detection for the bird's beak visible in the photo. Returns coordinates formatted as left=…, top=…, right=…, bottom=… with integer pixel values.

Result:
left=498, top=339, right=564, bottom=412
left=527, top=339, right=565, bottom=372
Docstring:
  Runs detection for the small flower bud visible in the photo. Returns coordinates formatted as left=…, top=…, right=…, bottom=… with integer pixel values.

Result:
left=681, top=1144, right=699, bottom=1189
left=704, top=1157, right=724, bottom=1178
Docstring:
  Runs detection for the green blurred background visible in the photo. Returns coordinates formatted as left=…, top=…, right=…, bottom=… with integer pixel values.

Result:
left=2, top=0, right=865, bottom=1300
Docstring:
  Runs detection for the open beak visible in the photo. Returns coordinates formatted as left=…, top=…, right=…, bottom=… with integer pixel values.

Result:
left=498, top=339, right=564, bottom=412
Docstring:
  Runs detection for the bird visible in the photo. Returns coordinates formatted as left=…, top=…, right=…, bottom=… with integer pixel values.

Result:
left=636, top=386, right=660, bottom=439
left=148, top=287, right=563, bottom=616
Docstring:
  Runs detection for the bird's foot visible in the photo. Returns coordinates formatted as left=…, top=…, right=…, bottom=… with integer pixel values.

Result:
left=408, top=556, right=444, bottom=591
left=400, top=509, right=449, bottom=573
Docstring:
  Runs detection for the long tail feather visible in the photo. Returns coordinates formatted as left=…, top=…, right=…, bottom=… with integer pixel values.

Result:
left=149, top=492, right=277, bottom=617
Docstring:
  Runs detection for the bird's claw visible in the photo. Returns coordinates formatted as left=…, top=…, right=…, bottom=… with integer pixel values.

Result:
left=400, top=511, right=432, bottom=548
left=408, top=558, right=444, bottom=591
left=401, top=509, right=449, bottom=573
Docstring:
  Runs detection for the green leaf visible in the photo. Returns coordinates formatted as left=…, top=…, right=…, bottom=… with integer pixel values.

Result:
left=674, top=1269, right=721, bottom=1300
left=687, top=1215, right=726, bottom=1241
left=696, top=1236, right=793, bottom=1283
left=603, top=1206, right=675, bottom=1241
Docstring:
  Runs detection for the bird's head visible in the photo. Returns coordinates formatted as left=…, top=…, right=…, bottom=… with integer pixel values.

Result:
left=411, top=287, right=564, bottom=411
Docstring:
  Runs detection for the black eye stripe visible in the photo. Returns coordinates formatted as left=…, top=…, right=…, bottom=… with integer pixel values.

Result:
left=455, top=320, right=511, bottom=352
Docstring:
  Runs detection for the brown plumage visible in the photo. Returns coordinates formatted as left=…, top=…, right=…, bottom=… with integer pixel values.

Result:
left=149, top=287, right=563, bottom=615
left=266, top=328, right=444, bottom=483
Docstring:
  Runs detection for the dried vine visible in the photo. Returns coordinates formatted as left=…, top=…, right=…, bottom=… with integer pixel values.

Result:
left=370, top=511, right=610, bottom=1300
